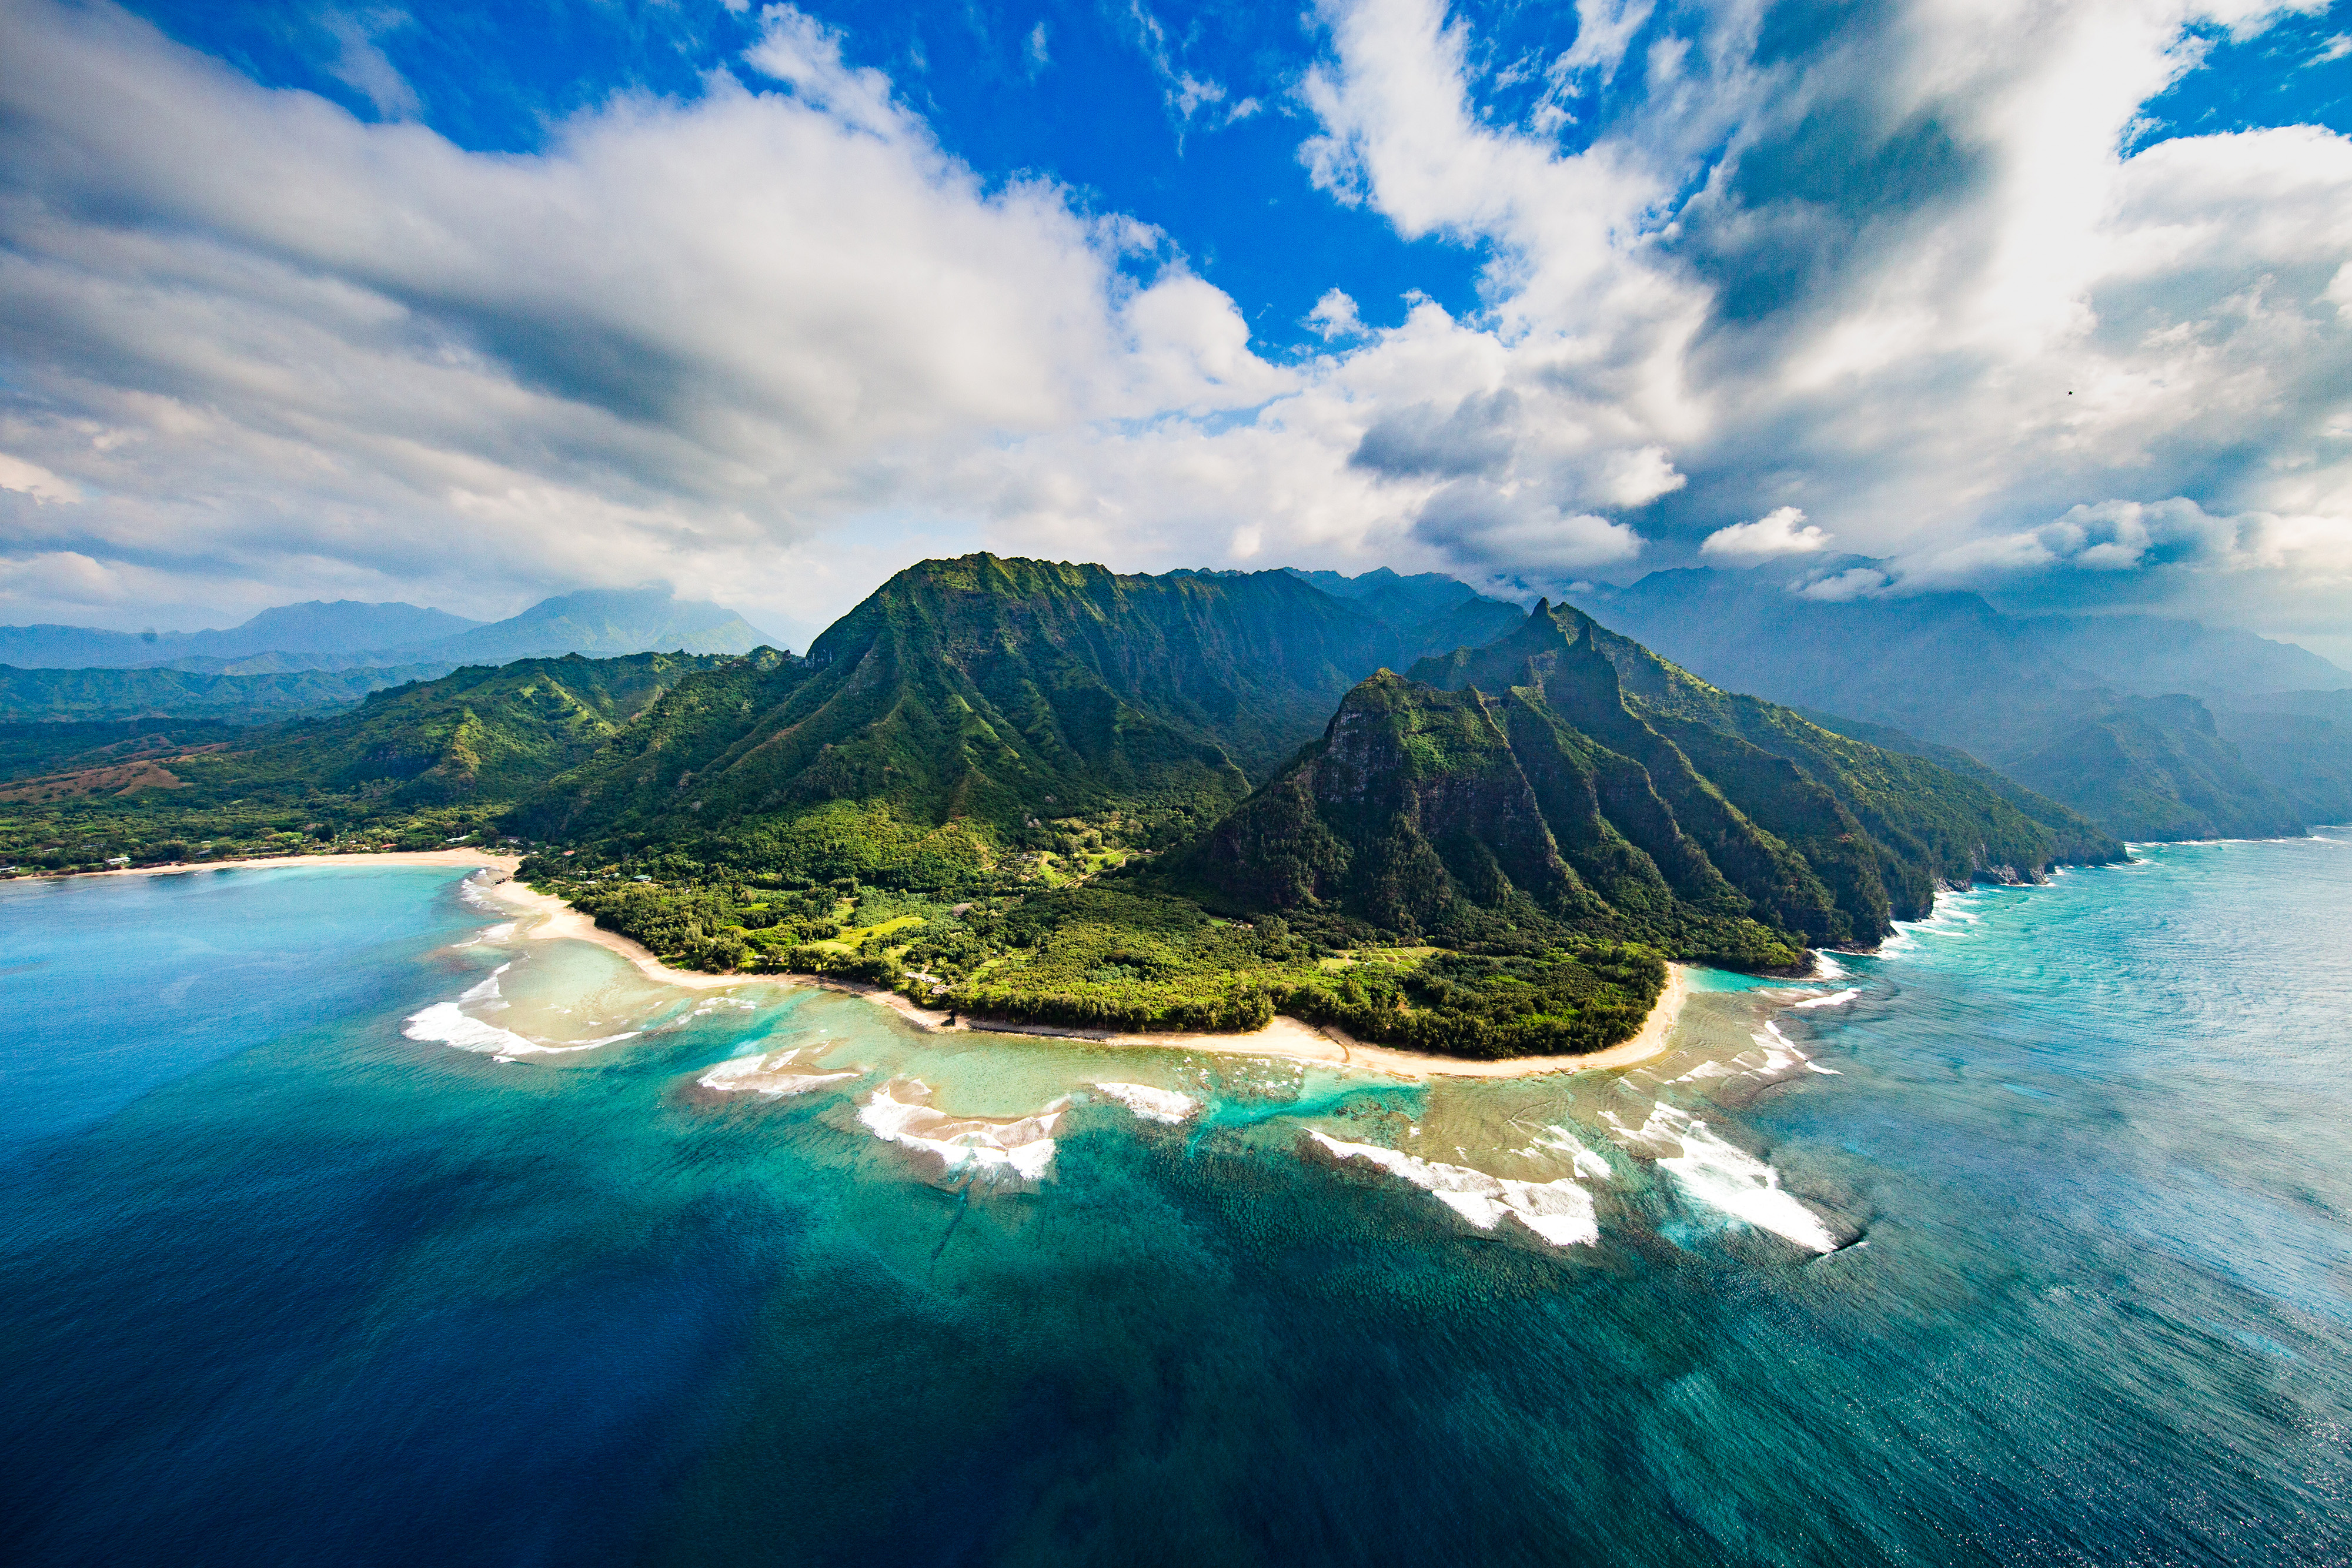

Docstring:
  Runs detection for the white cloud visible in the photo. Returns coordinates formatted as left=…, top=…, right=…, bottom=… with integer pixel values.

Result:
left=1799, top=567, right=1890, bottom=601
left=0, top=453, right=79, bottom=504
left=1702, top=507, right=1830, bottom=559
left=1307, top=288, right=1364, bottom=339
left=0, top=0, right=2347, bottom=645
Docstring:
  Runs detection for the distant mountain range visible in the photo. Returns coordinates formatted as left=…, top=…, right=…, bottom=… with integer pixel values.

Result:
left=0, top=586, right=773, bottom=675
left=1571, top=566, right=2352, bottom=838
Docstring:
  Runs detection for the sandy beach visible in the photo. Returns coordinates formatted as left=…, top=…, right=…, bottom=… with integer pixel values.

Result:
left=476, top=874, right=1696, bottom=1079
left=1020, top=961, right=1692, bottom=1081
left=481, top=877, right=769, bottom=992
left=102, top=851, right=1692, bottom=1079
left=78, top=848, right=523, bottom=879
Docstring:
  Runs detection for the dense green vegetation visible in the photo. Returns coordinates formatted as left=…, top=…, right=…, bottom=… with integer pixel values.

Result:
left=532, top=870, right=1663, bottom=1058
left=1180, top=603, right=2120, bottom=973
left=0, top=661, right=451, bottom=722
left=507, top=554, right=1506, bottom=881
left=1, top=554, right=2111, bottom=1058
left=0, top=653, right=725, bottom=871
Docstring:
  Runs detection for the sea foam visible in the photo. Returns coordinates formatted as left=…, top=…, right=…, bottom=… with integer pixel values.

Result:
left=1673, top=1019, right=1840, bottom=1083
left=1093, top=1082, right=1200, bottom=1124
left=1532, top=1124, right=1613, bottom=1180
left=1309, top=1132, right=1599, bottom=1248
left=699, top=1048, right=857, bottom=1099
left=1602, top=1104, right=1838, bottom=1253
left=858, top=1078, right=1066, bottom=1180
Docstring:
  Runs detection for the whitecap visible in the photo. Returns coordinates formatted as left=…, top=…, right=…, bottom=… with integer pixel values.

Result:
left=699, top=1049, right=857, bottom=1099
left=1603, top=1104, right=1837, bottom=1253
left=471, top=922, right=516, bottom=944
left=1308, top=1132, right=1599, bottom=1248
left=1093, top=1082, right=1200, bottom=1124
left=1532, top=1124, right=1613, bottom=1181
left=399, top=1001, right=605, bottom=1061
left=459, top=961, right=510, bottom=1008
left=858, top=1078, right=1066, bottom=1181
left=457, top=874, right=500, bottom=912
left=1792, top=987, right=1859, bottom=1009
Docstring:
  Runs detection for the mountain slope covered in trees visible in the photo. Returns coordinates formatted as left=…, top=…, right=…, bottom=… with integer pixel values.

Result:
left=1184, top=603, right=2117, bottom=970
left=509, top=554, right=1502, bottom=883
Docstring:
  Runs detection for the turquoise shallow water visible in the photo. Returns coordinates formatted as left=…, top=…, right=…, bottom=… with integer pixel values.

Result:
left=1, top=842, right=2348, bottom=1566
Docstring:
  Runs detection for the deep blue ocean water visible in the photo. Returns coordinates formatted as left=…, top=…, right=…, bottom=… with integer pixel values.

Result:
left=1, top=843, right=2348, bottom=1567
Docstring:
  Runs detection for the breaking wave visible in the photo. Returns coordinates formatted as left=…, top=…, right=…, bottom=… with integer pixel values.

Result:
left=1093, top=1082, right=1200, bottom=1124
left=699, top=1047, right=858, bottom=1099
left=1601, top=1104, right=1838, bottom=1253
left=858, top=1078, right=1066, bottom=1181
left=1309, top=1132, right=1599, bottom=1248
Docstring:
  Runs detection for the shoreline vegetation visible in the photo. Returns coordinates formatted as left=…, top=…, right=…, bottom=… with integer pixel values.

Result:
left=2, top=556, right=2128, bottom=1066
left=38, top=846, right=1695, bottom=1074
left=476, top=870, right=1695, bottom=1080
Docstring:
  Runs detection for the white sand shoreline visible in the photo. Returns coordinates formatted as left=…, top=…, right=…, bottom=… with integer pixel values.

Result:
left=71, top=851, right=1694, bottom=1081
left=62, top=848, right=524, bottom=880
left=477, top=875, right=1696, bottom=1079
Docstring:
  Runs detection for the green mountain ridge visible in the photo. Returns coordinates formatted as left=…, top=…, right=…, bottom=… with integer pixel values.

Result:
left=0, top=653, right=727, bottom=867
left=1186, top=603, right=2117, bottom=969
left=0, top=557, right=2129, bottom=1059
left=509, top=554, right=1499, bottom=884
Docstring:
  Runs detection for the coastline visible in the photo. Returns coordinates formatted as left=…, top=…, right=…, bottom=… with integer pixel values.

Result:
left=102, top=855, right=1695, bottom=1080
left=72, top=848, right=523, bottom=880
left=480, top=875, right=1697, bottom=1079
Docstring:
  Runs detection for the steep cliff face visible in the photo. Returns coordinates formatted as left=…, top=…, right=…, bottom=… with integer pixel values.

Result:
left=1191, top=603, right=2120, bottom=964
left=1194, top=671, right=1810, bottom=967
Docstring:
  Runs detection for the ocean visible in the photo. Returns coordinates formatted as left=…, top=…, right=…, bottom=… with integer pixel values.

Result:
left=1, top=840, right=2347, bottom=1566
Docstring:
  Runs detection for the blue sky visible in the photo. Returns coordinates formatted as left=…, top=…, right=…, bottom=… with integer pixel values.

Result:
left=1, top=0, right=2348, bottom=654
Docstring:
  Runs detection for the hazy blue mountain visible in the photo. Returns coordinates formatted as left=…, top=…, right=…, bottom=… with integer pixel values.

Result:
left=1573, top=566, right=2321, bottom=840
left=0, top=601, right=480, bottom=670
left=417, top=587, right=772, bottom=666
left=2212, top=691, right=2352, bottom=825
left=2021, top=615, right=2352, bottom=698
left=0, top=587, right=771, bottom=691
left=1285, top=566, right=1525, bottom=654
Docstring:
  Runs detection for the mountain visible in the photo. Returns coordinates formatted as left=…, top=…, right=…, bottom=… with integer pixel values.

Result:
left=1185, top=602, right=2118, bottom=968
left=510, top=555, right=1457, bottom=883
left=0, top=653, right=728, bottom=870
left=1284, top=566, right=1525, bottom=653
left=0, top=553, right=2143, bottom=1058
left=2210, top=691, right=2352, bottom=825
left=1575, top=567, right=2316, bottom=840
left=0, top=662, right=454, bottom=723
left=0, top=587, right=769, bottom=676
left=2020, top=614, right=2352, bottom=700
left=417, top=587, right=772, bottom=666
left=0, top=601, right=480, bottom=670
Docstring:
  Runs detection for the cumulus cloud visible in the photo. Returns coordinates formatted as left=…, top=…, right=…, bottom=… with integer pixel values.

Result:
left=0, top=0, right=2346, bottom=648
left=1702, top=507, right=1830, bottom=559
left=1306, top=287, right=1364, bottom=340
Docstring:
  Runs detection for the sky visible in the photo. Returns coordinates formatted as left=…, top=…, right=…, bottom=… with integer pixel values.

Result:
left=0, top=0, right=2347, bottom=658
